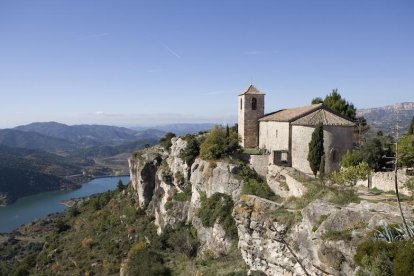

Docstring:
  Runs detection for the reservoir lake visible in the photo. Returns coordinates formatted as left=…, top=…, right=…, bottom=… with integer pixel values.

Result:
left=0, top=176, right=130, bottom=233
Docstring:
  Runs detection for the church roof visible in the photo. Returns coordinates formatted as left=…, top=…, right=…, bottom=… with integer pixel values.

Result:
left=239, top=85, right=264, bottom=95
left=259, top=103, right=355, bottom=126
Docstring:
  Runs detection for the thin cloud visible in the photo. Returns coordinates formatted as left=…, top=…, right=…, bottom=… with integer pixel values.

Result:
left=80, top=33, right=110, bottom=40
left=161, top=43, right=181, bottom=59
left=244, top=50, right=262, bottom=56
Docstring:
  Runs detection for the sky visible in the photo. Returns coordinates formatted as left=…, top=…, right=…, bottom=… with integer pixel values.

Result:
left=0, top=0, right=413, bottom=128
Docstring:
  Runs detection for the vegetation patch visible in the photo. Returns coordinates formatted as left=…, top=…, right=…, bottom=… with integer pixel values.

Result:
left=238, top=163, right=279, bottom=202
left=355, top=240, right=414, bottom=276
left=199, top=125, right=240, bottom=160
left=322, top=229, right=352, bottom=241
left=312, top=214, right=328, bottom=232
left=159, top=132, right=176, bottom=151
left=197, top=192, right=238, bottom=239
left=179, top=135, right=201, bottom=166
left=172, top=182, right=192, bottom=202
left=286, top=183, right=360, bottom=209
left=271, top=208, right=302, bottom=230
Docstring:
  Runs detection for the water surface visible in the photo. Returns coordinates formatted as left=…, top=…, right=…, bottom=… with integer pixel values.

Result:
left=0, top=176, right=130, bottom=233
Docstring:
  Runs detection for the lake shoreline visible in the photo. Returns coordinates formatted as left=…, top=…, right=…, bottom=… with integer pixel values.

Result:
left=0, top=176, right=130, bottom=233
left=0, top=174, right=130, bottom=207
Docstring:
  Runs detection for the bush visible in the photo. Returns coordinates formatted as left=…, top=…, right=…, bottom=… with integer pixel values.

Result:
left=161, top=224, right=199, bottom=257
left=159, top=132, right=176, bottom=150
left=355, top=239, right=414, bottom=276
left=180, top=135, right=200, bottom=166
left=127, top=247, right=171, bottom=276
left=199, top=126, right=240, bottom=160
left=238, top=164, right=279, bottom=201
left=172, top=183, right=192, bottom=202
left=197, top=192, right=238, bottom=239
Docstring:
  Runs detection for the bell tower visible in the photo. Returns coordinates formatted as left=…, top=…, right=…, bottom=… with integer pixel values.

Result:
left=238, top=85, right=265, bottom=148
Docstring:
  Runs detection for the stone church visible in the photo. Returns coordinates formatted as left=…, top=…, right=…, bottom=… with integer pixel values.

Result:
left=238, top=85, right=355, bottom=175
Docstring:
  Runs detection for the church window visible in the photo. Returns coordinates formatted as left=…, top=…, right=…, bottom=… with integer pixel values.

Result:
left=252, top=97, right=257, bottom=110
left=275, top=130, right=278, bottom=138
left=240, top=98, right=243, bottom=110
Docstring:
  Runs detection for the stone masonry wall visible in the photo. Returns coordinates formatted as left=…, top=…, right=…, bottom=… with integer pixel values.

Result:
left=291, top=125, right=353, bottom=175
left=356, top=170, right=411, bottom=196
left=238, top=94, right=264, bottom=148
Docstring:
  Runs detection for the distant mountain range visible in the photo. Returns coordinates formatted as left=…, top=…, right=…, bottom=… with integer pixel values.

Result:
left=0, top=122, right=215, bottom=204
left=357, top=102, right=414, bottom=136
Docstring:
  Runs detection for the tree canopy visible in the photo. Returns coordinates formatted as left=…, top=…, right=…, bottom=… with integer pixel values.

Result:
left=311, top=89, right=357, bottom=120
left=199, top=125, right=240, bottom=160
left=307, top=123, right=324, bottom=177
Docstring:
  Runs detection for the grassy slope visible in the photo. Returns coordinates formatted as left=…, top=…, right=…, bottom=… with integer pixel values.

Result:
left=0, top=184, right=248, bottom=276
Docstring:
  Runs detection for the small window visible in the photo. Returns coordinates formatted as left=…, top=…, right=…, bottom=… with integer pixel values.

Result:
left=252, top=97, right=257, bottom=110
left=240, top=98, right=242, bottom=110
left=331, top=149, right=338, bottom=163
left=275, top=130, right=278, bottom=138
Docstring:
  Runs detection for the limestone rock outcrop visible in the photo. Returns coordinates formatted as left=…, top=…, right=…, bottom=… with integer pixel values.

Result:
left=233, top=195, right=414, bottom=276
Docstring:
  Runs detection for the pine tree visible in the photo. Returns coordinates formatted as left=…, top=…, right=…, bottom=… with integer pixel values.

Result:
left=308, top=123, right=324, bottom=177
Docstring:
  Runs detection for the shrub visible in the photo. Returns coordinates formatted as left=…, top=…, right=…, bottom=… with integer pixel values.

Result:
left=322, top=230, right=352, bottom=241
left=197, top=192, right=238, bottom=239
left=127, top=247, right=170, bottom=276
left=172, top=183, right=192, bottom=202
left=161, top=224, right=199, bottom=257
left=199, top=126, right=240, bottom=160
left=81, top=237, right=94, bottom=249
left=271, top=208, right=302, bottom=230
left=180, top=135, right=200, bottom=166
left=159, top=132, right=176, bottom=150
left=238, top=163, right=278, bottom=201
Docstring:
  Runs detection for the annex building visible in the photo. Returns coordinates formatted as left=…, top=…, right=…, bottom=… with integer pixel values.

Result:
left=238, top=85, right=355, bottom=175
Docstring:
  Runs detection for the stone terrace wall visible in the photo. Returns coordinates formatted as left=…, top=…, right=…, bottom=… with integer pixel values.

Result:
left=249, top=154, right=269, bottom=178
left=356, top=170, right=411, bottom=196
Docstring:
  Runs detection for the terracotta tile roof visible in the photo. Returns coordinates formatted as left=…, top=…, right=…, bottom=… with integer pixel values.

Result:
left=239, top=84, right=264, bottom=95
left=292, top=108, right=355, bottom=126
left=259, top=103, right=355, bottom=126
left=259, top=104, right=322, bottom=122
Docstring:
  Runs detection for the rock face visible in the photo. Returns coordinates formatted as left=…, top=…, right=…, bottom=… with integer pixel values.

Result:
left=233, top=195, right=414, bottom=276
left=128, top=137, right=243, bottom=255
left=129, top=137, right=414, bottom=275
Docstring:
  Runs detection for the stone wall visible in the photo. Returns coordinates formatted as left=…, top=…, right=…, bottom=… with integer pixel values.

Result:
left=356, top=170, right=411, bottom=196
left=266, top=165, right=307, bottom=198
left=291, top=125, right=353, bottom=175
left=238, top=94, right=264, bottom=148
left=258, top=121, right=290, bottom=152
left=249, top=154, right=269, bottom=177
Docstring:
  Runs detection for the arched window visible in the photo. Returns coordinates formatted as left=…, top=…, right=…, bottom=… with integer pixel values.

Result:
left=240, top=98, right=243, bottom=110
left=252, top=97, right=257, bottom=110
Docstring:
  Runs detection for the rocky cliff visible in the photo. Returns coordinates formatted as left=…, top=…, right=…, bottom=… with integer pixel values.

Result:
left=129, top=137, right=414, bottom=275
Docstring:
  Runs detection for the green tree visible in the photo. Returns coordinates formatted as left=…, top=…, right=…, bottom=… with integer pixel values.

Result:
left=307, top=123, right=324, bottom=177
left=399, top=134, right=414, bottom=167
left=311, top=89, right=356, bottom=120
left=159, top=132, right=176, bottom=150
left=408, top=116, right=414, bottom=135
left=179, top=136, right=200, bottom=166
left=331, top=162, right=371, bottom=186
left=199, top=125, right=240, bottom=160
left=117, top=179, right=125, bottom=191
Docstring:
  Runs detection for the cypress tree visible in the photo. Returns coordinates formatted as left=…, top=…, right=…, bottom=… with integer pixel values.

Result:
left=308, top=123, right=324, bottom=177
left=408, top=116, right=414, bottom=135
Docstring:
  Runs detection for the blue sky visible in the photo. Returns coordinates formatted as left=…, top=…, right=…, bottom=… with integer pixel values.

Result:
left=0, top=0, right=413, bottom=128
